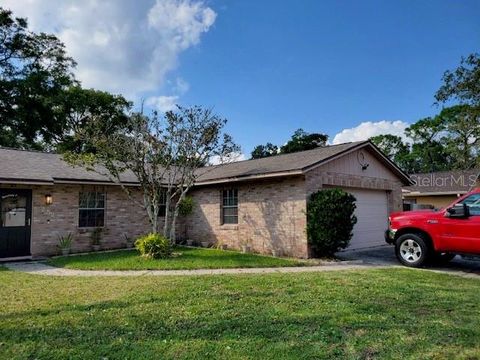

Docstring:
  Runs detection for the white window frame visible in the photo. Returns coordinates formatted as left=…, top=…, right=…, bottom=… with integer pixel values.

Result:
left=221, top=189, right=238, bottom=224
left=78, top=192, right=106, bottom=228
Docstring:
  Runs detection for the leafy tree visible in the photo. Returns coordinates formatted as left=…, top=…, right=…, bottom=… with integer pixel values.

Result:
left=53, top=86, right=132, bottom=152
left=439, top=105, right=480, bottom=169
left=435, top=53, right=480, bottom=170
left=371, top=106, right=480, bottom=173
left=369, top=134, right=414, bottom=172
left=307, top=188, right=357, bottom=257
left=370, top=134, right=407, bottom=159
left=435, top=53, right=480, bottom=106
left=250, top=129, right=328, bottom=160
left=0, top=8, right=130, bottom=152
left=161, top=106, right=239, bottom=240
left=65, top=112, right=169, bottom=234
left=405, top=116, right=451, bottom=172
left=0, top=8, right=76, bottom=149
left=250, top=142, right=278, bottom=159
left=280, top=128, right=328, bottom=154
left=65, top=106, right=239, bottom=242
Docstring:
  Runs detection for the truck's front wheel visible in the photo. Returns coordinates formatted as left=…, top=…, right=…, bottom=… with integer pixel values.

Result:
left=395, top=233, right=430, bottom=268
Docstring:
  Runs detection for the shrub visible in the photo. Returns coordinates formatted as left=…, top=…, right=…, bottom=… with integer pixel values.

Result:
left=307, top=188, right=357, bottom=257
left=178, top=196, right=195, bottom=216
left=57, top=233, right=73, bottom=250
left=135, top=233, right=173, bottom=259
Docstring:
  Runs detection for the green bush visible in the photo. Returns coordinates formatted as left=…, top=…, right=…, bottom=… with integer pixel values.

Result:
left=178, top=196, right=195, bottom=216
left=57, top=233, right=73, bottom=250
left=307, top=188, right=357, bottom=257
left=135, top=233, right=172, bottom=259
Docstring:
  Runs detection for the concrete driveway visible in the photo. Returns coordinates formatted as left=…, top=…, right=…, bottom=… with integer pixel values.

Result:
left=338, top=245, right=480, bottom=278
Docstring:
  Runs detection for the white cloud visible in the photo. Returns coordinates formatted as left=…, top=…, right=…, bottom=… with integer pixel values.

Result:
left=209, top=152, right=247, bottom=166
left=173, top=77, right=190, bottom=94
left=0, top=0, right=216, bottom=98
left=146, top=76, right=189, bottom=112
left=332, top=120, right=410, bottom=145
left=147, top=0, right=216, bottom=46
left=145, top=95, right=179, bottom=112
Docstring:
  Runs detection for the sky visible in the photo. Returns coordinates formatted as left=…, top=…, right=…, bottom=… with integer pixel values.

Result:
left=2, top=0, right=479, bottom=159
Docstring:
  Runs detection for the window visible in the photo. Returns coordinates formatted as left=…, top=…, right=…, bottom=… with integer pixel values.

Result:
left=1, top=193, right=26, bottom=227
left=459, top=194, right=480, bottom=216
left=159, top=189, right=167, bottom=217
left=79, top=192, right=105, bottom=227
left=222, top=189, right=238, bottom=224
left=403, top=199, right=416, bottom=212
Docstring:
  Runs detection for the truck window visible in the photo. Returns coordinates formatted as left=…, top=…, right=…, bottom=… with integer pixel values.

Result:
left=459, top=194, right=480, bottom=216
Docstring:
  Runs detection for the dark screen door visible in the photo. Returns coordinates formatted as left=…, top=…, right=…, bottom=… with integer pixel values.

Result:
left=0, top=189, right=32, bottom=258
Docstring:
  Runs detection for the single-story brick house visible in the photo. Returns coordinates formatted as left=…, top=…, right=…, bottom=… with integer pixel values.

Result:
left=0, top=140, right=410, bottom=260
left=403, top=170, right=480, bottom=210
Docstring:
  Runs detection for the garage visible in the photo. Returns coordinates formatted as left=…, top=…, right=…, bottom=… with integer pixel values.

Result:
left=311, top=145, right=409, bottom=253
left=343, top=188, right=389, bottom=250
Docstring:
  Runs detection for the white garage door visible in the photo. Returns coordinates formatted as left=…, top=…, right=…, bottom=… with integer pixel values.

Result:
left=344, top=188, right=389, bottom=250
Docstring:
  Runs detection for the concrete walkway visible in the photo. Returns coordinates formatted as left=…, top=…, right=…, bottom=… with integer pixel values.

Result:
left=5, top=250, right=480, bottom=279
left=5, top=260, right=389, bottom=277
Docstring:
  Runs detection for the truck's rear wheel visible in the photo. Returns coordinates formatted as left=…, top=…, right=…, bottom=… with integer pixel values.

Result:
left=395, top=233, right=430, bottom=268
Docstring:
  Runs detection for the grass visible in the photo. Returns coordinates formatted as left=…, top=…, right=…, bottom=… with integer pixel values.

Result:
left=1, top=268, right=479, bottom=359
left=47, top=246, right=307, bottom=270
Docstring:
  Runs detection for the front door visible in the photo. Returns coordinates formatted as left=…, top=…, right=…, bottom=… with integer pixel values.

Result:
left=0, top=189, right=32, bottom=258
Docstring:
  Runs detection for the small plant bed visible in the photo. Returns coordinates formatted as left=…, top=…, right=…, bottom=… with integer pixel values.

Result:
left=47, top=246, right=307, bottom=270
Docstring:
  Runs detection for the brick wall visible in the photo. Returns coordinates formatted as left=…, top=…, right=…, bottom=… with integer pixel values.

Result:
left=306, top=169, right=403, bottom=213
left=1, top=183, right=158, bottom=257
left=305, top=148, right=404, bottom=213
left=185, top=176, right=309, bottom=258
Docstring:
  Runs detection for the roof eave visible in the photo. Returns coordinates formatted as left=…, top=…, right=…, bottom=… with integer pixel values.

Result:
left=53, top=178, right=141, bottom=186
left=403, top=191, right=468, bottom=197
left=0, top=178, right=54, bottom=186
left=194, top=170, right=304, bottom=186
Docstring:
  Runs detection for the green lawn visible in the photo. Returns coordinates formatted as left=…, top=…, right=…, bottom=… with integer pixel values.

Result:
left=1, top=268, right=479, bottom=359
left=48, top=246, right=307, bottom=270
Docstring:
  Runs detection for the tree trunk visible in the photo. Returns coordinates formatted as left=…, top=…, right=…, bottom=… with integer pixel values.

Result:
left=151, top=211, right=158, bottom=234
left=169, top=206, right=179, bottom=243
left=144, top=191, right=159, bottom=234
left=163, top=193, right=171, bottom=238
left=169, top=189, right=188, bottom=243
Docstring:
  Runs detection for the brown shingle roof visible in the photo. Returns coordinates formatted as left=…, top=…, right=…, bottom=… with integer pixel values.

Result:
left=0, top=147, right=138, bottom=184
left=0, top=141, right=410, bottom=185
left=404, top=170, right=480, bottom=195
left=195, top=141, right=368, bottom=183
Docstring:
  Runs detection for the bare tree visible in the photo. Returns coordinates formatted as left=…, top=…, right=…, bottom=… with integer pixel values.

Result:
left=64, top=105, right=239, bottom=242
left=162, top=106, right=239, bottom=241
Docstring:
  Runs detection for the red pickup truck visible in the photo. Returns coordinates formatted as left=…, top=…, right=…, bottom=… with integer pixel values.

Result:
left=385, top=188, right=480, bottom=267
